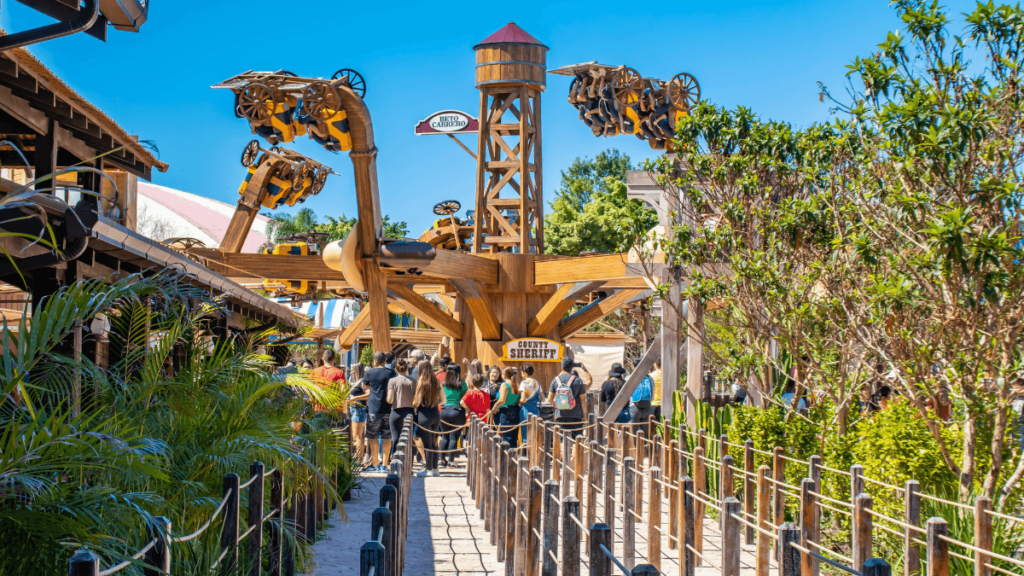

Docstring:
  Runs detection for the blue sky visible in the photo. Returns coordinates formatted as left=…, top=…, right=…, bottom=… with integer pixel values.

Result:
left=2, top=0, right=978, bottom=236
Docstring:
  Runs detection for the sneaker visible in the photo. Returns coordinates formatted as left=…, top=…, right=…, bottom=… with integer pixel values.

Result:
left=430, top=470, right=441, bottom=477
left=416, top=470, right=431, bottom=477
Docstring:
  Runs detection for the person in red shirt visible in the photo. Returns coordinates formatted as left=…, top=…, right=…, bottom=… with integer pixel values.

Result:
left=311, top=349, right=346, bottom=413
left=461, top=373, right=491, bottom=422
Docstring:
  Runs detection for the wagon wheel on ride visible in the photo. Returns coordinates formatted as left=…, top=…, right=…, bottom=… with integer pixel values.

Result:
left=237, top=83, right=277, bottom=124
left=240, top=139, right=261, bottom=167
left=332, top=68, right=367, bottom=99
left=667, top=72, right=701, bottom=112
left=303, top=81, right=342, bottom=120
left=433, top=200, right=461, bottom=216
left=291, top=162, right=310, bottom=189
left=310, top=167, right=329, bottom=195
left=612, top=67, right=643, bottom=109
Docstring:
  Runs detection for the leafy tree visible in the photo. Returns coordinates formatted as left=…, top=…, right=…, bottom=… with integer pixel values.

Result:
left=265, top=209, right=409, bottom=244
left=544, top=150, right=657, bottom=256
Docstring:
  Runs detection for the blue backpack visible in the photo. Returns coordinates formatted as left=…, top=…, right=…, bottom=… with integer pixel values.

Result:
left=631, top=376, right=653, bottom=403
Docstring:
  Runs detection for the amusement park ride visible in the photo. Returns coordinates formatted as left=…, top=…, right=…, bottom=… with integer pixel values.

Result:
left=182, top=23, right=704, bottom=416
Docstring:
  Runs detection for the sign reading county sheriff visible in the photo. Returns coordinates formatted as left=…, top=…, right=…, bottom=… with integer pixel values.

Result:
left=414, top=110, right=480, bottom=135
left=500, top=338, right=563, bottom=362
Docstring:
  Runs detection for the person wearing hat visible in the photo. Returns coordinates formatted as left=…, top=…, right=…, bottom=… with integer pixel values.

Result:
left=601, top=363, right=632, bottom=423
left=546, top=356, right=590, bottom=438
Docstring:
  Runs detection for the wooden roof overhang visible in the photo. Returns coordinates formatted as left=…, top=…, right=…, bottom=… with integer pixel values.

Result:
left=0, top=37, right=168, bottom=179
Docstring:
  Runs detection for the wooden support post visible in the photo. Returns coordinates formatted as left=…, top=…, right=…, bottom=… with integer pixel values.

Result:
left=679, top=423, right=689, bottom=455
left=590, top=523, right=612, bottom=576
left=543, top=480, right=560, bottom=576
left=586, top=441, right=601, bottom=552
left=744, top=440, right=755, bottom=545
left=249, top=462, right=266, bottom=576
left=507, top=451, right=518, bottom=576
left=801, top=478, right=819, bottom=576
left=543, top=425, right=554, bottom=480
left=927, top=517, right=949, bottom=576
left=222, top=473, right=240, bottom=571
left=648, top=466, right=662, bottom=571
left=360, top=541, right=385, bottom=576
left=669, top=440, right=679, bottom=549
left=778, top=523, right=800, bottom=576
left=623, top=456, right=637, bottom=571
left=694, top=447, right=706, bottom=560
left=144, top=516, right=171, bottom=576
left=809, top=455, right=821, bottom=491
left=371, top=506, right=394, bottom=576
left=563, top=497, right=581, bottom=576
left=756, top=466, right=771, bottom=576
left=975, top=496, right=993, bottom=576
left=681, top=476, right=696, bottom=576
left=773, top=447, right=785, bottom=530
left=698, top=429, right=707, bottom=454
left=553, top=426, right=563, bottom=484
left=853, top=493, right=873, bottom=572
left=468, top=420, right=476, bottom=494
left=528, top=467, right=543, bottom=576
left=604, top=448, right=617, bottom=556
left=723, top=497, right=741, bottom=576
left=562, top=429, right=573, bottom=499
left=905, top=480, right=921, bottom=576
left=381, top=481, right=399, bottom=576
left=636, top=430, right=645, bottom=516
left=479, top=432, right=489, bottom=520
left=653, top=433, right=663, bottom=471
left=851, top=464, right=864, bottom=508
left=492, top=437, right=501, bottom=544
left=516, top=458, right=530, bottom=576
left=722, top=454, right=735, bottom=500
left=720, top=434, right=729, bottom=458
left=575, top=437, right=585, bottom=504
left=498, top=442, right=511, bottom=562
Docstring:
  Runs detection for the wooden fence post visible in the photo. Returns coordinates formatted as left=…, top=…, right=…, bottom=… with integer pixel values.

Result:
left=543, top=425, right=554, bottom=480
left=801, top=478, right=819, bottom=576
left=468, top=419, right=476, bottom=494
left=681, top=476, right=696, bottom=576
left=927, top=517, right=949, bottom=576
left=516, top=458, right=530, bottom=576
left=587, top=440, right=601, bottom=552
left=482, top=434, right=492, bottom=526
left=68, top=549, right=101, bottom=576
left=604, top=448, right=617, bottom=556
left=476, top=427, right=485, bottom=511
left=636, top=430, right=646, bottom=516
left=778, top=523, right=800, bottom=576
left=808, top=455, right=821, bottom=490
left=222, top=472, right=240, bottom=571
left=144, top=516, right=171, bottom=576
left=633, top=566, right=659, bottom=576
left=723, top=497, right=741, bottom=576
left=721, top=454, right=735, bottom=531
left=756, top=466, right=771, bottom=576
left=589, top=413, right=597, bottom=445
left=905, top=480, right=921, bottom=576
left=269, top=469, right=284, bottom=576
left=553, top=426, right=563, bottom=484
left=744, top=440, right=755, bottom=546
left=529, top=467, right=543, bottom=576
left=648, top=466, right=662, bottom=571
left=589, top=523, right=612, bottom=576
left=360, top=540, right=385, bottom=576
left=491, top=438, right=503, bottom=547
left=720, top=434, right=729, bottom=458
left=564, top=497, right=581, bottom=576
left=498, top=442, right=511, bottom=561
left=575, top=436, right=585, bottom=504
left=694, top=447, right=706, bottom=559
left=679, top=423, right=689, bottom=455
left=850, top=464, right=864, bottom=508
left=975, top=496, right=993, bottom=576
left=543, top=479, right=560, bottom=576
left=506, top=450, right=518, bottom=576
left=562, top=429, right=573, bottom=498
left=669, top=440, right=680, bottom=550
left=653, top=433, right=663, bottom=472
left=853, top=493, right=873, bottom=572
left=698, top=428, right=707, bottom=455
left=381, top=482, right=399, bottom=576
left=623, top=456, right=637, bottom=571
left=772, top=447, right=785, bottom=531
left=248, top=462, right=265, bottom=576
left=371, top=506, right=393, bottom=576
left=864, top=559, right=893, bottom=576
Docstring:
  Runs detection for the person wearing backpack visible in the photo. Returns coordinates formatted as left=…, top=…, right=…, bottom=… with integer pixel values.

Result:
left=547, top=357, right=589, bottom=438
left=629, top=369, right=655, bottom=431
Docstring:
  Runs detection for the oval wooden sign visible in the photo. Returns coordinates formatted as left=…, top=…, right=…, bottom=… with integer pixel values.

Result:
left=501, top=337, right=563, bottom=362
left=414, top=110, right=479, bottom=135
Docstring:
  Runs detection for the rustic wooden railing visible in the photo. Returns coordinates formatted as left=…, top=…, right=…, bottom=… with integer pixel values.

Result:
left=360, top=415, right=415, bottom=576
left=465, top=411, right=1024, bottom=576
left=67, top=431, right=346, bottom=576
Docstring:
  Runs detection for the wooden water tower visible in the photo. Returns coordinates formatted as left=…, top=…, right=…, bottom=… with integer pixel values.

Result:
left=471, top=23, right=547, bottom=254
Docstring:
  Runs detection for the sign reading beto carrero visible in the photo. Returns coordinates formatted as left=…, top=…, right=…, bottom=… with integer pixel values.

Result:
left=501, top=338, right=563, bottom=362
left=414, top=110, right=480, bottom=135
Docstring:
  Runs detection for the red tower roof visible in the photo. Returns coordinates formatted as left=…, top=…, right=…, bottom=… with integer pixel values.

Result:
left=474, top=22, right=547, bottom=49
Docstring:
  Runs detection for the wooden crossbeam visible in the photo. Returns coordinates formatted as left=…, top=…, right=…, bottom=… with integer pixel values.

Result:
left=602, top=334, right=662, bottom=422
left=450, top=277, right=501, bottom=341
left=336, top=305, right=372, bottom=350
left=558, top=288, right=646, bottom=339
left=534, top=254, right=657, bottom=285
left=387, top=283, right=464, bottom=339
left=528, top=281, right=602, bottom=337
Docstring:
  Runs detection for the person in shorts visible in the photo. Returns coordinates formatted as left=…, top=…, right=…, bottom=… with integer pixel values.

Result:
left=547, top=357, right=588, bottom=437
left=363, top=351, right=397, bottom=471
left=347, top=364, right=369, bottom=466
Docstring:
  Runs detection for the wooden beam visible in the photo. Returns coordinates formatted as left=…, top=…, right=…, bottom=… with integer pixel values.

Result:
left=558, top=289, right=646, bottom=339
left=387, top=283, right=464, bottom=339
left=336, top=305, right=372, bottom=350
left=382, top=249, right=498, bottom=284
left=451, top=277, right=501, bottom=340
left=534, top=254, right=658, bottom=285
left=602, top=334, right=662, bottom=422
left=364, top=258, right=391, bottom=352
left=528, top=281, right=602, bottom=337
left=189, top=250, right=346, bottom=282
left=0, top=85, right=48, bottom=135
